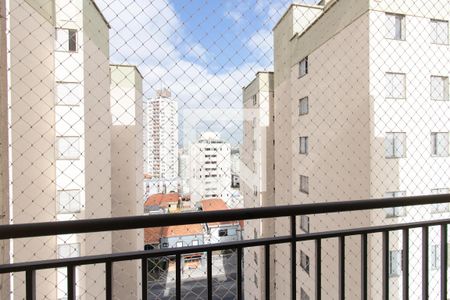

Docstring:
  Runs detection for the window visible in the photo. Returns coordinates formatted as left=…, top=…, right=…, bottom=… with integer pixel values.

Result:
left=192, top=240, right=199, bottom=246
left=384, top=191, right=406, bottom=218
left=385, top=73, right=406, bottom=99
left=431, top=132, right=449, bottom=157
left=55, top=28, right=77, bottom=52
left=253, top=185, right=258, bottom=196
left=251, top=95, right=257, bottom=106
left=56, top=137, right=81, bottom=160
left=228, top=228, right=237, bottom=236
left=57, top=190, right=81, bottom=214
left=385, top=132, right=406, bottom=158
left=299, top=97, right=309, bottom=115
left=431, top=76, right=449, bottom=101
left=218, top=229, right=228, bottom=237
left=56, top=82, right=82, bottom=106
left=431, top=188, right=450, bottom=213
left=299, top=137, right=308, bottom=154
left=300, top=175, right=309, bottom=194
left=431, top=19, right=449, bottom=44
left=389, top=250, right=402, bottom=277
left=300, top=251, right=310, bottom=275
left=430, top=244, right=440, bottom=270
left=300, top=215, right=310, bottom=233
left=300, top=288, right=310, bottom=300
left=386, top=13, right=405, bottom=40
left=299, top=57, right=308, bottom=78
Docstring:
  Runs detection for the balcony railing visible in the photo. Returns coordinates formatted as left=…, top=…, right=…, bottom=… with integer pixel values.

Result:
left=0, top=194, right=449, bottom=300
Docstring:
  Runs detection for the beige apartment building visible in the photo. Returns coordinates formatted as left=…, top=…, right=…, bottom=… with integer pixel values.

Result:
left=241, top=72, right=276, bottom=300
left=110, top=64, right=144, bottom=300
left=0, top=0, right=144, bottom=299
left=241, top=0, right=450, bottom=299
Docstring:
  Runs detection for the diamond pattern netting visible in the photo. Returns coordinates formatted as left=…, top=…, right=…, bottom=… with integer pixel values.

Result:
left=1, top=0, right=450, bottom=299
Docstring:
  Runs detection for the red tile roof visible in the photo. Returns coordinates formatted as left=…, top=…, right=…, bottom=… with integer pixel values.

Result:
left=200, top=198, right=239, bottom=226
left=144, top=193, right=179, bottom=208
left=161, top=223, right=203, bottom=237
left=144, top=227, right=162, bottom=244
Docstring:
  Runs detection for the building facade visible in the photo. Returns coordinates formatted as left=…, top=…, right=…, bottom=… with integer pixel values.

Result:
left=241, top=72, right=276, bottom=300
left=1, top=0, right=113, bottom=298
left=110, top=64, right=144, bottom=300
left=269, top=0, right=450, bottom=299
left=188, top=132, right=232, bottom=204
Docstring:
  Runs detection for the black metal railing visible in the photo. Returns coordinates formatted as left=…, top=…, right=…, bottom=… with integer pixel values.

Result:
left=0, top=194, right=449, bottom=300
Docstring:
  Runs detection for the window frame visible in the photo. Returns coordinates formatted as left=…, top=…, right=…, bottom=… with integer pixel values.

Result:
left=55, top=28, right=78, bottom=52
left=300, top=250, right=310, bottom=275
left=385, top=13, right=406, bottom=41
left=300, top=175, right=309, bottom=194
left=298, top=57, right=308, bottom=78
left=385, top=132, right=406, bottom=159
left=299, top=136, right=308, bottom=155
left=300, top=215, right=310, bottom=233
left=299, top=96, right=309, bottom=116
left=431, top=132, right=449, bottom=157
left=389, top=250, right=403, bottom=277
left=430, top=76, right=449, bottom=101
left=384, top=191, right=406, bottom=218
left=431, top=19, right=449, bottom=45
left=385, top=72, right=406, bottom=99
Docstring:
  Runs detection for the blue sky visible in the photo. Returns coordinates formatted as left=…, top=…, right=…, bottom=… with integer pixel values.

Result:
left=96, top=0, right=319, bottom=146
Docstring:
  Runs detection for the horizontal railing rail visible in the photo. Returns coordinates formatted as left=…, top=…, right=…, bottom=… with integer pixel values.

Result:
left=0, top=194, right=449, bottom=239
left=1, top=193, right=449, bottom=300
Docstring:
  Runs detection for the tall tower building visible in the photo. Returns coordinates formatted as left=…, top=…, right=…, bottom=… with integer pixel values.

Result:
left=188, top=132, right=232, bottom=204
left=2, top=0, right=113, bottom=298
left=144, top=89, right=179, bottom=183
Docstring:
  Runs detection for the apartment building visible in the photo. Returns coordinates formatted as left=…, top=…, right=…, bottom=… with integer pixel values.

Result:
left=241, top=72, right=276, bottom=300
left=188, top=132, right=232, bottom=204
left=0, top=0, right=8, bottom=298
left=0, top=0, right=142, bottom=298
left=269, top=0, right=450, bottom=299
left=110, top=64, right=144, bottom=300
left=144, top=89, right=179, bottom=182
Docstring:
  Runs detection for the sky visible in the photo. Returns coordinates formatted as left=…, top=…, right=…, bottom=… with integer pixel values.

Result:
left=96, top=0, right=319, bottom=146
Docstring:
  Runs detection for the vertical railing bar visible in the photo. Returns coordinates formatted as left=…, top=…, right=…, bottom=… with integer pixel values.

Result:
left=402, top=228, right=409, bottom=300
left=441, top=224, right=447, bottom=300
left=339, top=236, right=345, bottom=300
left=422, top=226, right=429, bottom=300
left=106, top=261, right=113, bottom=300
left=315, top=238, right=321, bottom=300
left=25, top=269, right=36, bottom=300
left=207, top=250, right=213, bottom=300
left=67, top=265, right=76, bottom=300
left=290, top=215, right=297, bottom=300
left=141, top=258, right=148, bottom=300
left=265, top=244, right=270, bottom=300
left=361, top=233, right=368, bottom=300
left=237, top=247, right=243, bottom=300
left=176, top=254, right=181, bottom=300
left=382, top=231, right=389, bottom=300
